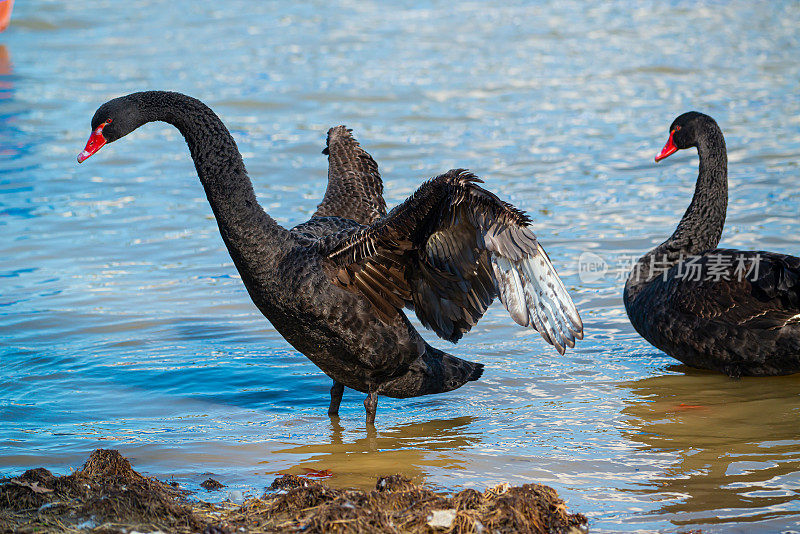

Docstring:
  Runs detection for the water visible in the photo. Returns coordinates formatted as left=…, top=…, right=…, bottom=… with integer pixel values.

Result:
left=2, top=1, right=799, bottom=532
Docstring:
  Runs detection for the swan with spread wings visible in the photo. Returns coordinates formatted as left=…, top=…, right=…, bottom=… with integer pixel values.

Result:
left=300, top=126, right=583, bottom=422
left=78, top=92, right=582, bottom=426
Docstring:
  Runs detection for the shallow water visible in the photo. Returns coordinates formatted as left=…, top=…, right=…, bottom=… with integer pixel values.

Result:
left=2, top=1, right=800, bottom=532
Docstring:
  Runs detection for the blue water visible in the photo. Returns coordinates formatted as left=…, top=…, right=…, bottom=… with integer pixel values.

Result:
left=1, top=1, right=800, bottom=532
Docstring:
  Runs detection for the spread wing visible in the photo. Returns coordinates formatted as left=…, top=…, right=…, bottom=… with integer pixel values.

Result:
left=314, top=125, right=386, bottom=226
left=321, top=169, right=583, bottom=354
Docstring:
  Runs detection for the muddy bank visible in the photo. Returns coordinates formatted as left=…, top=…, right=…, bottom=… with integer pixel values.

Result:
left=0, top=449, right=587, bottom=533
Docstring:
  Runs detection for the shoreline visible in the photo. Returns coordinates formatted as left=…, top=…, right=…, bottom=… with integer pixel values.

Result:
left=1, top=449, right=588, bottom=533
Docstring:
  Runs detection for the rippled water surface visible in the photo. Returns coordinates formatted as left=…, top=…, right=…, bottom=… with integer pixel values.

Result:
left=2, top=1, right=800, bottom=532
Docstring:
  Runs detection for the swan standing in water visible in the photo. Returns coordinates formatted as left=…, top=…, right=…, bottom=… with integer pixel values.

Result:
left=624, top=112, right=800, bottom=376
left=78, top=91, right=583, bottom=424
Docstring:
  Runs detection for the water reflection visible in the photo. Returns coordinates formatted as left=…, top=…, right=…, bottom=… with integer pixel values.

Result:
left=0, top=44, right=14, bottom=140
left=0, top=45, right=10, bottom=77
left=265, top=416, right=480, bottom=489
left=620, top=369, right=800, bottom=530
left=1, top=1, right=800, bottom=531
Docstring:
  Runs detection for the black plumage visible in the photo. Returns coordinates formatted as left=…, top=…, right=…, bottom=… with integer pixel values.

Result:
left=314, top=125, right=386, bottom=225
left=624, top=112, right=800, bottom=376
left=79, top=91, right=583, bottom=424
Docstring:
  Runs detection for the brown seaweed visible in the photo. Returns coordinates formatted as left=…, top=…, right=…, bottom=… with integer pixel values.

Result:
left=0, top=449, right=587, bottom=534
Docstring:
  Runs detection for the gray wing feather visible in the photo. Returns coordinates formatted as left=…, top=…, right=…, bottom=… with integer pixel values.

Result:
left=322, top=169, right=583, bottom=354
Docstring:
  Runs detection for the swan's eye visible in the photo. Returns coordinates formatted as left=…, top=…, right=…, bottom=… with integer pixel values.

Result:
left=105, top=118, right=113, bottom=124
left=674, top=125, right=681, bottom=132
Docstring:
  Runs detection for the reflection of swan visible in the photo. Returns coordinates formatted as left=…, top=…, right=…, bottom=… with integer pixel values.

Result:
left=619, top=371, right=800, bottom=528
left=260, top=416, right=479, bottom=489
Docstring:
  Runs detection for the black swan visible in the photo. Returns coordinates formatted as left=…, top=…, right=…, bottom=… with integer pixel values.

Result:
left=624, top=111, right=800, bottom=376
left=77, top=91, right=584, bottom=423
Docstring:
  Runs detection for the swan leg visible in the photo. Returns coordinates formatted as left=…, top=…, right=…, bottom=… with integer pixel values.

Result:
left=328, top=380, right=345, bottom=416
left=364, top=391, right=378, bottom=426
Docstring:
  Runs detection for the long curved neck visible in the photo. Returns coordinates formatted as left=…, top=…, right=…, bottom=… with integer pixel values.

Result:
left=132, top=91, right=291, bottom=260
left=666, top=127, right=728, bottom=256
left=627, top=123, right=727, bottom=293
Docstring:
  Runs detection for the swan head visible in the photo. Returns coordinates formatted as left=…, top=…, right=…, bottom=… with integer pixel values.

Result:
left=655, top=111, right=717, bottom=162
left=78, top=95, right=143, bottom=163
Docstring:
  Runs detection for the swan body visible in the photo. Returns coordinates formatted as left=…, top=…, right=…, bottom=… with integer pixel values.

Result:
left=79, top=91, right=583, bottom=423
left=624, top=112, right=800, bottom=376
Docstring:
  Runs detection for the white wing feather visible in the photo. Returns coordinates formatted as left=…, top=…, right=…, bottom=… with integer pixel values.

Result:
left=488, top=228, right=583, bottom=355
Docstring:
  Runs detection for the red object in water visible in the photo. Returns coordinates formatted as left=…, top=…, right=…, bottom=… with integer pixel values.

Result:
left=673, top=403, right=705, bottom=411
left=301, top=468, right=333, bottom=479
left=0, top=0, right=14, bottom=33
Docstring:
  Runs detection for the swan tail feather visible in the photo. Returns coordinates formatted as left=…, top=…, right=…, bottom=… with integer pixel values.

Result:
left=377, top=345, right=483, bottom=398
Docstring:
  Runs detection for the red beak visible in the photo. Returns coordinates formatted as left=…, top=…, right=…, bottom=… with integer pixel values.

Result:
left=77, top=123, right=108, bottom=163
left=655, top=130, right=678, bottom=162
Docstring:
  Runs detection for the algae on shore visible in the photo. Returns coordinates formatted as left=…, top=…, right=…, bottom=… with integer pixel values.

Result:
left=0, top=449, right=587, bottom=533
